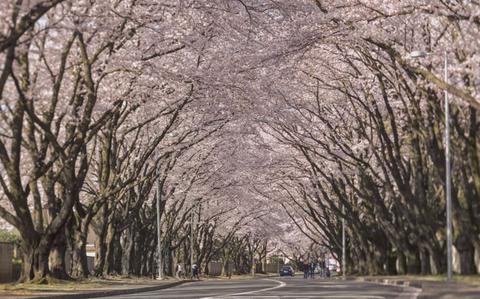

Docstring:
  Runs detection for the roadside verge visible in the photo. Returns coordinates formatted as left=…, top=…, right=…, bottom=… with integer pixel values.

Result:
left=31, top=280, right=191, bottom=299
left=0, top=279, right=192, bottom=299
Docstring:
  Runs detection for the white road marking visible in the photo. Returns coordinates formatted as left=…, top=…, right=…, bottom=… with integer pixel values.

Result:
left=204, top=296, right=385, bottom=299
left=230, top=279, right=286, bottom=296
left=200, top=279, right=286, bottom=299
left=286, top=297, right=385, bottom=299
left=200, top=278, right=415, bottom=299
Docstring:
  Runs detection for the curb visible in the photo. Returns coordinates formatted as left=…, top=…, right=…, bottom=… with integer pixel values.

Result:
left=31, top=280, right=193, bottom=299
left=360, top=277, right=422, bottom=289
left=341, top=277, right=422, bottom=299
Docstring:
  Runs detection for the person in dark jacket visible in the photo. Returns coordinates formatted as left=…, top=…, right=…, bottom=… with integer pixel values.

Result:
left=309, top=262, right=315, bottom=279
left=303, top=261, right=309, bottom=279
left=319, top=259, right=326, bottom=278
left=192, top=263, right=200, bottom=280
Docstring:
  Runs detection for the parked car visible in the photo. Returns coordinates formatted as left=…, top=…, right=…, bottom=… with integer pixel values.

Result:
left=279, top=265, right=295, bottom=277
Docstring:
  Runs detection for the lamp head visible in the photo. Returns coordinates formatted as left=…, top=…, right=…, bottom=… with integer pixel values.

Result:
left=408, top=50, right=431, bottom=59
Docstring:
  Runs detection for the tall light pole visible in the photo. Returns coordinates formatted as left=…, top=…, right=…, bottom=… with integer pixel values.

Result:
left=408, top=50, right=452, bottom=281
left=342, top=205, right=346, bottom=278
left=156, top=173, right=163, bottom=280
left=190, top=204, right=194, bottom=277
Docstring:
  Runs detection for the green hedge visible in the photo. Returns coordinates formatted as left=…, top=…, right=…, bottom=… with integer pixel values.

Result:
left=0, top=229, right=21, bottom=243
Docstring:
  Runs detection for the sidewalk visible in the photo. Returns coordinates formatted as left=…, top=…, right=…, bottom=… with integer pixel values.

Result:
left=0, top=277, right=190, bottom=299
left=343, top=275, right=480, bottom=299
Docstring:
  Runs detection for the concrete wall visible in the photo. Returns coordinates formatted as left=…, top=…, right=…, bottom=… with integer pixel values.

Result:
left=0, top=242, right=13, bottom=282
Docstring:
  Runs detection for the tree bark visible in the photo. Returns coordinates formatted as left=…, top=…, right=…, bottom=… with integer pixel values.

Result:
left=20, top=238, right=51, bottom=282
left=49, top=228, right=70, bottom=280
left=455, top=235, right=476, bottom=274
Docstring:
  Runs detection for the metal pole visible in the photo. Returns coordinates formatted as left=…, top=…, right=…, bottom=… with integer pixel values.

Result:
left=445, top=50, right=453, bottom=281
left=156, top=175, right=163, bottom=280
left=342, top=205, right=346, bottom=278
left=190, top=203, right=194, bottom=278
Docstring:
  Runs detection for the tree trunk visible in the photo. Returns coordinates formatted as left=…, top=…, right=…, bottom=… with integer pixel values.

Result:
left=49, top=228, right=71, bottom=280
left=20, top=239, right=51, bottom=282
left=405, top=250, right=421, bottom=274
left=386, top=250, right=397, bottom=275
left=455, top=235, right=476, bottom=274
left=70, top=228, right=89, bottom=278
left=419, top=247, right=430, bottom=275
left=396, top=251, right=407, bottom=275
left=426, top=243, right=443, bottom=275
left=121, top=228, right=135, bottom=276
left=221, top=249, right=230, bottom=276
left=113, top=234, right=123, bottom=274
left=103, top=223, right=116, bottom=275
left=94, top=236, right=107, bottom=276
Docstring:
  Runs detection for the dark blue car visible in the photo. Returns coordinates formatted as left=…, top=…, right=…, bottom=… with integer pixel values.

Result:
left=279, top=265, right=294, bottom=277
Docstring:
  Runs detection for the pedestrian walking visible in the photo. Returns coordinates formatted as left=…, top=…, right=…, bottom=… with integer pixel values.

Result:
left=192, top=263, right=200, bottom=280
left=309, top=262, right=315, bottom=279
left=303, top=261, right=309, bottom=279
left=176, top=264, right=183, bottom=279
left=320, top=259, right=326, bottom=278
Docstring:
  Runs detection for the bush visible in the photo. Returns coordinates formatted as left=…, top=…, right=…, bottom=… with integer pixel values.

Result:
left=0, top=229, right=21, bottom=243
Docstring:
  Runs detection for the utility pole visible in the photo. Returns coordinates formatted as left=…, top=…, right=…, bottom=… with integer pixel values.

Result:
left=156, top=173, right=163, bottom=280
left=342, top=205, right=346, bottom=278
left=444, top=50, right=453, bottom=281
left=190, top=202, right=194, bottom=278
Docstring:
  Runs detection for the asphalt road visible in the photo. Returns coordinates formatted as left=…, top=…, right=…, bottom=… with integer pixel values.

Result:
left=102, top=276, right=418, bottom=299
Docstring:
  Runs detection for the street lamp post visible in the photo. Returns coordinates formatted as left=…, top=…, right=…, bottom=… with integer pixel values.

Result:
left=156, top=174, right=163, bottom=280
left=342, top=205, right=346, bottom=278
left=408, top=50, right=452, bottom=281
left=190, top=205, right=194, bottom=278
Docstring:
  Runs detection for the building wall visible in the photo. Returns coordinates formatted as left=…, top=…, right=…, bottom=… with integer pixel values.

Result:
left=0, top=242, right=13, bottom=283
left=265, top=262, right=283, bottom=273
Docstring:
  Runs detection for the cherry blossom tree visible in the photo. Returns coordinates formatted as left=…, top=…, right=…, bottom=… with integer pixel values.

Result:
left=2, top=0, right=480, bottom=282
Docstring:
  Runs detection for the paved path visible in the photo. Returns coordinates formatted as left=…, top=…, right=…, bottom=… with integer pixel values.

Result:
left=102, top=277, right=413, bottom=299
